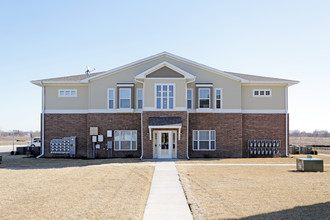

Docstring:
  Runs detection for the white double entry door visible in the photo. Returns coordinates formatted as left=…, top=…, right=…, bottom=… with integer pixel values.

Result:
left=153, top=130, right=177, bottom=159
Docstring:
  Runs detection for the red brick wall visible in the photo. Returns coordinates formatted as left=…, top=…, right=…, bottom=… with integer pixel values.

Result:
left=188, top=113, right=243, bottom=158
left=86, top=113, right=141, bottom=159
left=43, top=112, right=288, bottom=159
left=44, top=114, right=87, bottom=158
left=142, top=111, right=187, bottom=159
left=242, top=114, right=288, bottom=157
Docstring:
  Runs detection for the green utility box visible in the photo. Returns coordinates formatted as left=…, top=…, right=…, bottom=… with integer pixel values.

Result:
left=296, top=158, right=324, bottom=172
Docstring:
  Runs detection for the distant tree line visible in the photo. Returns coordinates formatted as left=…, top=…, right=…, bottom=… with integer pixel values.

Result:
left=0, top=130, right=40, bottom=137
left=290, top=130, right=330, bottom=137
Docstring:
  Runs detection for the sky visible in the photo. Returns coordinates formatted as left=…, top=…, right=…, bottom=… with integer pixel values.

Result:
left=0, top=0, right=329, bottom=132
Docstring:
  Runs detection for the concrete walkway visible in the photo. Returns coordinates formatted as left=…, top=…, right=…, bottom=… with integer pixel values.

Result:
left=143, top=162, right=193, bottom=220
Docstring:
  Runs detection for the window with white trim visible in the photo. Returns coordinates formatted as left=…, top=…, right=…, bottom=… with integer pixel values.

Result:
left=119, top=88, right=131, bottom=108
left=156, top=84, right=174, bottom=109
left=137, top=89, right=143, bottom=109
left=108, top=88, right=115, bottom=109
left=253, top=89, right=272, bottom=97
left=114, top=130, right=137, bottom=151
left=199, top=88, right=210, bottom=108
left=187, top=89, right=193, bottom=109
left=193, top=130, right=216, bottom=150
left=58, top=89, right=77, bottom=97
left=215, top=88, right=222, bottom=109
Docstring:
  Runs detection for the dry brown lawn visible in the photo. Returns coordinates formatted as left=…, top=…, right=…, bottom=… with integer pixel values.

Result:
left=0, top=154, right=152, bottom=168
left=176, top=154, right=330, bottom=165
left=290, top=136, right=330, bottom=146
left=0, top=165, right=154, bottom=220
left=177, top=164, right=330, bottom=219
left=0, top=136, right=31, bottom=146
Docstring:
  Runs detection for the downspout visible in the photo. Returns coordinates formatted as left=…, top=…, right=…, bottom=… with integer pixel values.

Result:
left=285, top=85, right=288, bottom=157
left=37, top=81, right=45, bottom=158
left=136, top=78, right=144, bottom=160
left=186, top=111, right=190, bottom=160
left=140, top=111, right=143, bottom=160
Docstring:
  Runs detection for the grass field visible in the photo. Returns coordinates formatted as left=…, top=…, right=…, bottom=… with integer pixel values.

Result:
left=0, top=165, right=154, bottom=220
left=0, top=135, right=31, bottom=146
left=0, top=154, right=152, bottom=168
left=177, top=164, right=330, bottom=219
left=290, top=136, right=330, bottom=146
left=1, top=154, right=329, bottom=219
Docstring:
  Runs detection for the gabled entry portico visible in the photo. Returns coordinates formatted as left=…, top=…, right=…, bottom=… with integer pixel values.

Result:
left=148, top=117, right=182, bottom=159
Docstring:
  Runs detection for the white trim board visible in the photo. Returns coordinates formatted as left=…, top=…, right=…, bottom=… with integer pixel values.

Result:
left=44, top=109, right=287, bottom=114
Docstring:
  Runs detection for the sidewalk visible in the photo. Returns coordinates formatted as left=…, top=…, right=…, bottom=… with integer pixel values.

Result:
left=143, top=162, right=193, bottom=220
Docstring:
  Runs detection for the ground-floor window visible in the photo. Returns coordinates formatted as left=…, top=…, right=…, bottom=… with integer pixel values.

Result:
left=114, top=130, right=137, bottom=151
left=193, top=130, right=216, bottom=150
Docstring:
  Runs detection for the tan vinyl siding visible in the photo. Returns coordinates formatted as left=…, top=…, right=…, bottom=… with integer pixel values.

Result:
left=161, top=57, right=242, bottom=109
left=241, top=86, right=285, bottom=110
left=143, top=78, right=186, bottom=108
left=88, top=57, right=167, bottom=109
left=45, top=85, right=88, bottom=110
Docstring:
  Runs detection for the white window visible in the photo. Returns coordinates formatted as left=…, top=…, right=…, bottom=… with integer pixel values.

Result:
left=215, top=88, right=222, bottom=109
left=137, top=89, right=143, bottom=109
left=58, top=89, right=77, bottom=97
left=187, top=89, right=193, bottom=109
left=156, top=84, right=174, bottom=109
left=253, top=89, right=272, bottom=97
left=108, top=88, right=115, bottom=109
left=193, top=130, right=216, bottom=151
left=199, top=88, right=210, bottom=108
left=114, top=130, right=137, bottom=151
left=119, top=88, right=131, bottom=108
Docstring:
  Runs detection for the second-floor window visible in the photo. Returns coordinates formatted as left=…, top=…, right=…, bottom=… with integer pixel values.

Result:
left=137, top=89, right=143, bottom=109
left=119, top=88, right=131, bottom=108
left=199, top=88, right=210, bottom=108
left=215, top=88, right=222, bottom=109
left=187, top=89, right=193, bottom=109
left=108, top=88, right=115, bottom=109
left=156, top=84, right=174, bottom=109
left=58, top=89, right=77, bottom=97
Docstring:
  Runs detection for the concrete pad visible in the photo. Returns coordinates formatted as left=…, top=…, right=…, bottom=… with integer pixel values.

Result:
left=143, top=162, right=193, bottom=220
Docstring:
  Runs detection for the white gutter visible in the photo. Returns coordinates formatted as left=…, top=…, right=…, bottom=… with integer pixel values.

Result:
left=37, top=81, right=45, bottom=158
left=285, top=85, right=288, bottom=157
left=186, top=112, right=190, bottom=160
left=135, top=79, right=144, bottom=160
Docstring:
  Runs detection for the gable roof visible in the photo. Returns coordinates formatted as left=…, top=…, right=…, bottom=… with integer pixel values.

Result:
left=31, top=52, right=299, bottom=86
left=224, top=71, right=299, bottom=85
left=135, top=61, right=195, bottom=81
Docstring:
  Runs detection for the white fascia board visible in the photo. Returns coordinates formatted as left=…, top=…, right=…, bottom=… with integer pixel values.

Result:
left=135, top=61, right=196, bottom=80
left=242, top=109, right=286, bottom=114
left=45, top=109, right=88, bottom=114
left=116, top=83, right=135, bottom=87
left=148, top=124, right=182, bottom=129
left=196, top=83, right=213, bottom=87
left=81, top=51, right=246, bottom=83
left=243, top=81, right=300, bottom=86
left=162, top=52, right=248, bottom=82
left=81, top=52, right=168, bottom=83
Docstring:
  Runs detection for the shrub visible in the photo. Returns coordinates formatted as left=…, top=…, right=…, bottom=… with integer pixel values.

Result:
left=310, top=150, right=318, bottom=155
left=10, top=151, right=14, bottom=155
left=296, top=150, right=300, bottom=154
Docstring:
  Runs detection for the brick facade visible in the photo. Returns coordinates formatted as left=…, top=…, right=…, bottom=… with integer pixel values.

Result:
left=242, top=114, right=288, bottom=157
left=189, top=113, right=243, bottom=158
left=142, top=111, right=187, bottom=159
left=44, top=114, right=87, bottom=158
left=43, top=112, right=288, bottom=159
left=86, top=113, right=141, bottom=158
